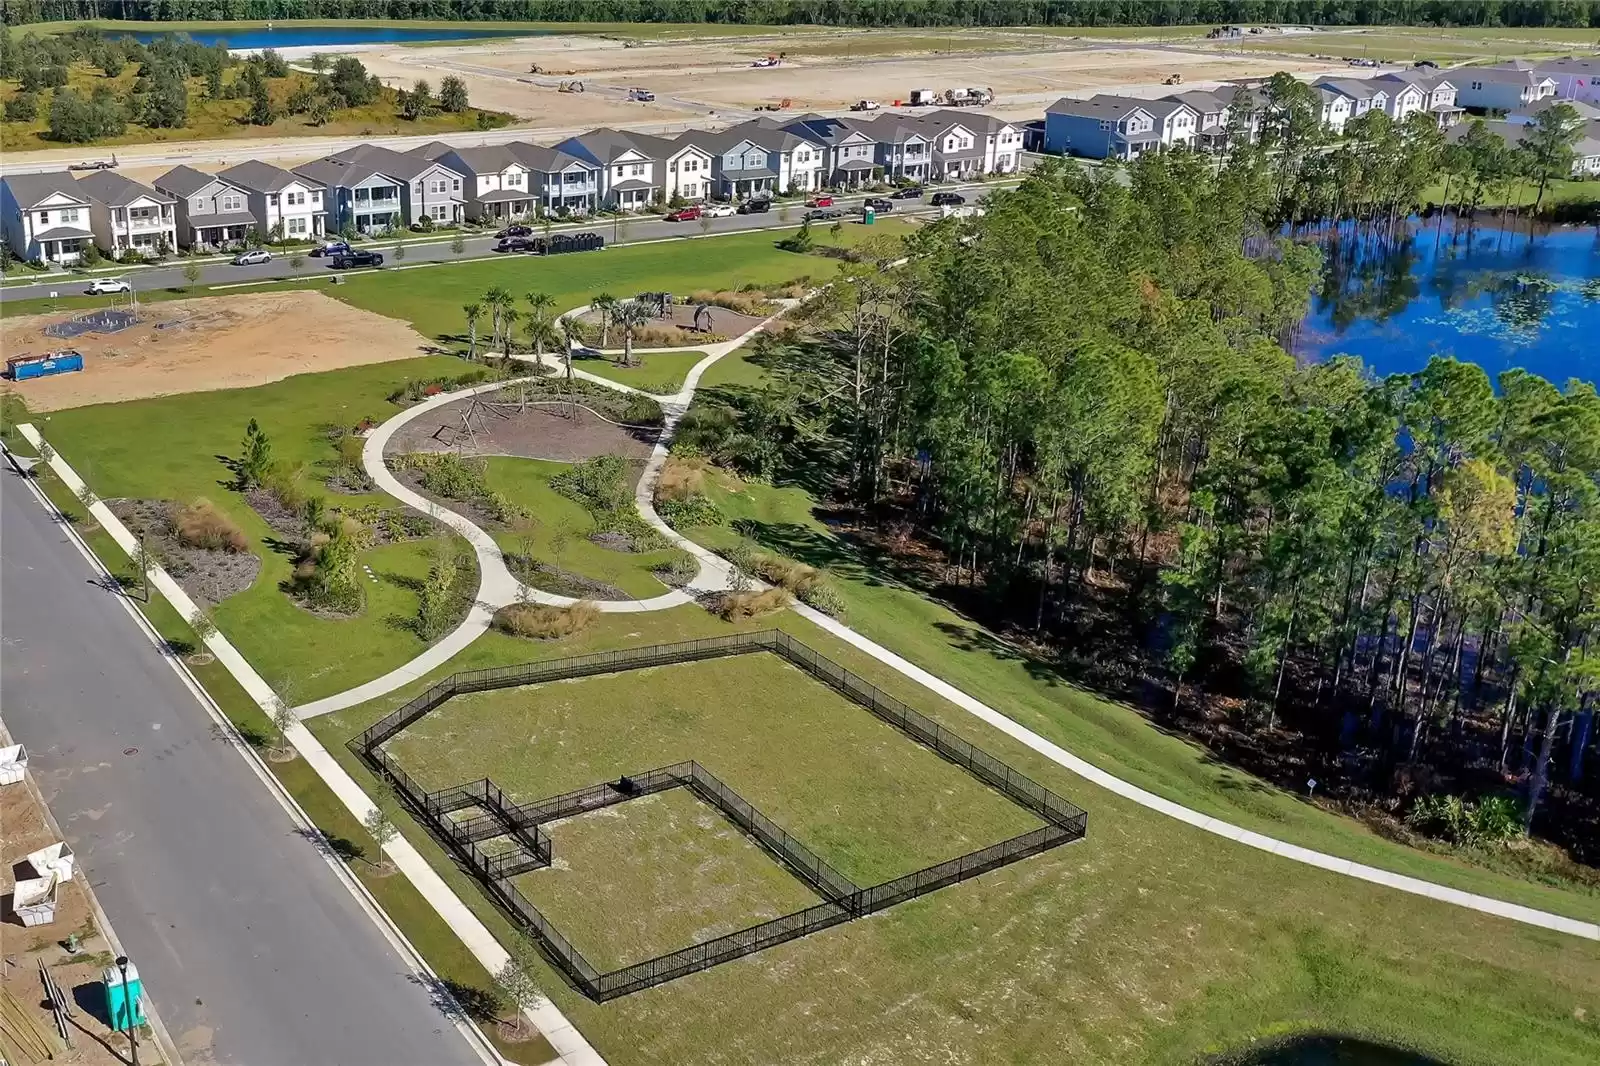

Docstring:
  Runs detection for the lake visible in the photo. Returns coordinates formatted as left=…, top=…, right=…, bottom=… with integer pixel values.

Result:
left=1218, top=1034, right=1449, bottom=1065
left=131, top=25, right=544, bottom=49
left=1298, top=217, right=1600, bottom=385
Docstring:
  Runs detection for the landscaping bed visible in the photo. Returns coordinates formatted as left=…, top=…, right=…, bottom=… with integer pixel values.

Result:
left=504, top=553, right=630, bottom=601
left=107, top=497, right=262, bottom=606
left=385, top=384, right=662, bottom=465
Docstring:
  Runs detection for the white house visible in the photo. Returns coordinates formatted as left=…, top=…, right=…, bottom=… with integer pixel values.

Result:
left=1166, top=89, right=1233, bottom=149
left=430, top=145, right=535, bottom=221
left=1313, top=78, right=1389, bottom=132
left=75, top=170, right=177, bottom=259
left=556, top=128, right=662, bottom=210
left=505, top=143, right=602, bottom=216
left=908, top=110, right=1026, bottom=175
left=218, top=160, right=325, bottom=241
left=1456, top=67, right=1559, bottom=113
left=1503, top=56, right=1600, bottom=106
left=651, top=134, right=715, bottom=202
left=784, top=115, right=881, bottom=187
left=1, top=172, right=95, bottom=264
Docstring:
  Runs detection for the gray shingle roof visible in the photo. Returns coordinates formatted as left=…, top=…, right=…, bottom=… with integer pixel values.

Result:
left=1314, top=77, right=1389, bottom=101
left=1463, top=66, right=1558, bottom=86
left=153, top=165, right=228, bottom=198
left=32, top=225, right=95, bottom=241
left=504, top=142, right=595, bottom=175
left=190, top=211, right=260, bottom=229
left=439, top=144, right=521, bottom=173
left=293, top=156, right=383, bottom=188
left=330, top=143, right=463, bottom=182
left=1046, top=95, right=1153, bottom=121
left=76, top=170, right=171, bottom=207
left=561, top=128, right=660, bottom=164
left=219, top=159, right=314, bottom=193
left=3, top=171, right=88, bottom=208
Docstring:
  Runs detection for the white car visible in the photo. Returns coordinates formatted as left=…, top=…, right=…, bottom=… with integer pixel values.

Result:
left=85, top=277, right=131, bottom=294
left=702, top=203, right=736, bottom=218
left=233, top=249, right=272, bottom=265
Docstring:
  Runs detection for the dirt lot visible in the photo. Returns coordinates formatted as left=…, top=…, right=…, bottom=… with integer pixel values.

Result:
left=2, top=292, right=435, bottom=412
left=386, top=388, right=661, bottom=465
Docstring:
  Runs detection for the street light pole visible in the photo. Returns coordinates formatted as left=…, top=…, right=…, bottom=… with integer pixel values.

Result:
left=115, top=955, right=139, bottom=1066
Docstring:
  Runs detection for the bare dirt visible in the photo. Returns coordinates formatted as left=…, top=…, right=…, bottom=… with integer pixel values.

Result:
left=1, top=292, right=435, bottom=412
left=386, top=389, right=661, bottom=465
left=105, top=498, right=262, bottom=608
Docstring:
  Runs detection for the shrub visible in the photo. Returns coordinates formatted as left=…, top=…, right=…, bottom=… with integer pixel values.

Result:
left=620, top=393, right=666, bottom=426
left=651, top=549, right=699, bottom=585
left=483, top=490, right=525, bottom=523
left=173, top=497, right=249, bottom=552
left=1408, top=792, right=1524, bottom=848
left=748, top=552, right=820, bottom=597
left=493, top=600, right=599, bottom=640
left=549, top=454, right=630, bottom=516
left=657, top=493, right=722, bottom=529
left=259, top=461, right=309, bottom=513
left=712, top=588, right=792, bottom=621
left=687, top=289, right=777, bottom=317
left=655, top=456, right=706, bottom=502
left=395, top=451, right=488, bottom=501
left=797, top=580, right=846, bottom=617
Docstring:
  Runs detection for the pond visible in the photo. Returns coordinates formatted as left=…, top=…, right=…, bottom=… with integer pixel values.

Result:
left=1297, top=216, right=1600, bottom=385
left=131, top=25, right=545, bottom=49
left=1217, top=1034, right=1450, bottom=1065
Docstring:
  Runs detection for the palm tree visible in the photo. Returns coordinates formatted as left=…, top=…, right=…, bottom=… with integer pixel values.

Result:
left=525, top=290, right=555, bottom=323
left=484, top=285, right=513, bottom=349
left=525, top=313, right=559, bottom=367
left=462, top=302, right=483, bottom=359
left=559, top=316, right=579, bottom=381
left=592, top=292, right=617, bottom=348
left=615, top=301, right=648, bottom=368
left=499, top=306, right=521, bottom=361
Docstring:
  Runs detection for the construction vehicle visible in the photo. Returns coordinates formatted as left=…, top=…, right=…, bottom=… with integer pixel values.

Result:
left=628, top=87, right=655, bottom=102
left=942, top=86, right=995, bottom=107
left=1163, top=73, right=1183, bottom=85
left=909, top=88, right=937, bottom=106
left=67, top=154, right=117, bottom=171
left=751, top=55, right=781, bottom=68
left=559, top=80, right=585, bottom=93
left=851, top=99, right=881, bottom=112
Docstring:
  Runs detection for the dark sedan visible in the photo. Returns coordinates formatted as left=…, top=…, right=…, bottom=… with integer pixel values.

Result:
left=331, top=250, right=385, bottom=268
left=864, top=197, right=895, bottom=212
left=890, top=186, right=925, bottom=199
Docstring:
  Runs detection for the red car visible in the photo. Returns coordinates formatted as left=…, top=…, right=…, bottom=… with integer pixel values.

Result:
left=806, top=195, right=834, bottom=208
left=665, top=205, right=702, bottom=221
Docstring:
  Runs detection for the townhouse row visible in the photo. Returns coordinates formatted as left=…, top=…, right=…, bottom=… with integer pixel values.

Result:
left=2, top=109, right=1024, bottom=265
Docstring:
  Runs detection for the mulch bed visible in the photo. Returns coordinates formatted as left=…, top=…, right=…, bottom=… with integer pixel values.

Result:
left=385, top=392, right=661, bottom=466
left=505, top=553, right=630, bottom=601
left=107, top=498, right=261, bottom=607
left=589, top=529, right=652, bottom=553
left=245, top=486, right=304, bottom=540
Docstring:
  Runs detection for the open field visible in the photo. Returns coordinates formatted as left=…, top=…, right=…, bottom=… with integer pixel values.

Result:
left=1, top=292, right=435, bottom=411
left=311, top=601, right=1600, bottom=1066
left=26, top=356, right=487, bottom=702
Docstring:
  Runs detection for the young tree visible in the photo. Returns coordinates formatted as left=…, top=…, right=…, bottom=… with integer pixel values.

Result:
left=269, top=696, right=297, bottom=759
left=239, top=418, right=272, bottom=487
left=463, top=302, right=483, bottom=359
left=362, top=805, right=398, bottom=868
left=450, top=232, right=465, bottom=256
left=142, top=63, right=188, bottom=128
left=399, top=78, right=436, bottom=121
left=182, top=258, right=202, bottom=288
left=439, top=74, right=469, bottom=113
left=1517, top=102, right=1583, bottom=217
left=494, top=938, right=543, bottom=1036
left=329, top=56, right=377, bottom=106
left=248, top=74, right=276, bottom=126
left=392, top=241, right=406, bottom=262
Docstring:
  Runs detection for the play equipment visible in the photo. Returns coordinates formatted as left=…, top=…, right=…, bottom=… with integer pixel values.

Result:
left=6, top=350, right=84, bottom=381
left=0, top=743, right=26, bottom=785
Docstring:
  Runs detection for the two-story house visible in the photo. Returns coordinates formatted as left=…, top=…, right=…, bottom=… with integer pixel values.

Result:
left=153, top=165, right=258, bottom=249
left=637, top=132, right=713, bottom=202
left=1374, top=71, right=1463, bottom=127
left=1, top=172, right=95, bottom=264
left=903, top=110, right=1023, bottom=177
left=217, top=160, right=325, bottom=242
left=75, top=171, right=177, bottom=258
left=1313, top=78, right=1390, bottom=132
left=858, top=115, right=935, bottom=182
left=330, top=144, right=466, bottom=228
left=296, top=145, right=464, bottom=233
left=504, top=143, right=603, bottom=215
left=428, top=145, right=535, bottom=222
left=555, top=129, right=663, bottom=210
left=1455, top=66, right=1559, bottom=113
left=784, top=115, right=881, bottom=187
left=1044, top=96, right=1164, bottom=159
left=1140, top=98, right=1199, bottom=150
left=1165, top=89, right=1234, bottom=150
left=1529, top=56, right=1600, bottom=105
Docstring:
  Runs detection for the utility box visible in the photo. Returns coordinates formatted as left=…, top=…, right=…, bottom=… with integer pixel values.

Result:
left=103, top=963, right=147, bottom=1032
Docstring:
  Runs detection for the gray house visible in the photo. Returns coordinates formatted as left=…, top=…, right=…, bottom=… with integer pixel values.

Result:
left=217, top=160, right=326, bottom=241
left=1, top=171, right=95, bottom=264
left=75, top=170, right=177, bottom=258
left=429, top=145, right=535, bottom=222
left=296, top=144, right=464, bottom=234
left=784, top=115, right=881, bottom=187
left=858, top=115, right=935, bottom=182
left=152, top=165, right=258, bottom=249
left=555, top=128, right=663, bottom=209
left=505, top=143, right=602, bottom=215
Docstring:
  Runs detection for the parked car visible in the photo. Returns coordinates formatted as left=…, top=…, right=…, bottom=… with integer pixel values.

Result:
left=628, top=87, right=656, bottom=101
left=233, top=249, right=272, bottom=265
left=497, top=224, right=533, bottom=238
left=931, top=192, right=966, bottom=207
left=806, top=195, right=834, bottom=208
left=331, top=250, right=384, bottom=269
left=803, top=207, right=843, bottom=221
left=665, top=205, right=702, bottom=222
left=703, top=203, right=736, bottom=218
left=864, top=197, right=895, bottom=212
left=497, top=237, right=532, bottom=252
left=890, top=186, right=925, bottom=199
left=311, top=240, right=350, bottom=257
left=737, top=198, right=772, bottom=214
left=85, top=277, right=131, bottom=294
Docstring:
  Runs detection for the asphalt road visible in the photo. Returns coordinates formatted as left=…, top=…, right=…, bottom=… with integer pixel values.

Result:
left=0, top=468, right=486, bottom=1066
left=0, top=189, right=988, bottom=304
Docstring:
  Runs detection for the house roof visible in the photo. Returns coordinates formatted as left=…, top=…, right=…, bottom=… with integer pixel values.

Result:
left=1046, top=95, right=1152, bottom=121
left=478, top=188, right=534, bottom=202
left=32, top=225, right=95, bottom=241
left=563, top=128, right=660, bottom=164
left=834, top=156, right=877, bottom=170
left=857, top=114, right=930, bottom=143
left=3, top=171, right=88, bottom=208
left=783, top=115, right=872, bottom=146
left=1139, top=97, right=1196, bottom=122
left=411, top=140, right=457, bottom=160
left=192, top=210, right=261, bottom=229
left=330, top=143, right=463, bottom=182
left=504, top=142, right=595, bottom=174
left=220, top=159, right=314, bottom=193
left=611, top=178, right=657, bottom=191
left=1166, top=89, right=1229, bottom=114
left=439, top=144, right=523, bottom=173
left=1465, top=66, right=1559, bottom=86
left=1531, top=55, right=1600, bottom=76
left=1521, top=98, right=1600, bottom=122
left=1375, top=70, right=1456, bottom=92
left=719, top=167, right=777, bottom=180
left=293, top=157, right=383, bottom=188
left=76, top=170, right=172, bottom=207
left=1314, top=77, right=1389, bottom=101
left=153, top=165, right=230, bottom=198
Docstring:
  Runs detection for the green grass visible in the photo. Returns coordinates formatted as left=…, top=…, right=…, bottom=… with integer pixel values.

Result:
left=1209, top=29, right=1575, bottom=63
left=683, top=468, right=1600, bottom=926
left=510, top=787, right=823, bottom=971
left=480, top=456, right=677, bottom=599
left=1423, top=176, right=1600, bottom=209
left=10, top=18, right=837, bottom=42
left=29, top=357, right=485, bottom=703
left=572, top=349, right=707, bottom=393
left=309, top=600, right=1600, bottom=1066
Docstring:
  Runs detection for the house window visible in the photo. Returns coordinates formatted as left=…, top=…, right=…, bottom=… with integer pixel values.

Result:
left=431, top=205, right=449, bottom=221
left=287, top=217, right=307, bottom=235
left=631, top=164, right=644, bottom=176
left=452, top=179, right=461, bottom=192
left=194, top=197, right=205, bottom=210
left=415, top=182, right=425, bottom=196
left=60, top=207, right=80, bottom=223
left=507, top=172, right=523, bottom=187
left=221, top=195, right=243, bottom=212
left=311, top=190, right=322, bottom=203
left=37, top=211, right=49, bottom=225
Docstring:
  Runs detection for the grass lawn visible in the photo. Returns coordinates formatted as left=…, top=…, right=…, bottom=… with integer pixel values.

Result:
left=1423, top=176, right=1600, bottom=209
left=480, top=456, right=677, bottom=599
left=571, top=350, right=707, bottom=394
left=0, top=61, right=510, bottom=152
left=510, top=787, right=823, bottom=972
left=694, top=342, right=779, bottom=392
left=28, top=356, right=487, bottom=703
left=309, top=601, right=1600, bottom=1066
left=1214, top=29, right=1573, bottom=62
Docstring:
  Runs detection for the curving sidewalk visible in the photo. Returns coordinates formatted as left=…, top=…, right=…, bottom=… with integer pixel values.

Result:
left=287, top=302, right=1600, bottom=942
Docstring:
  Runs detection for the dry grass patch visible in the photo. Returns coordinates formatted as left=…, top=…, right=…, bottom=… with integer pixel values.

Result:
left=655, top=455, right=709, bottom=503
left=712, top=588, right=792, bottom=620
left=173, top=497, right=250, bottom=552
left=494, top=600, right=601, bottom=640
left=688, top=289, right=780, bottom=317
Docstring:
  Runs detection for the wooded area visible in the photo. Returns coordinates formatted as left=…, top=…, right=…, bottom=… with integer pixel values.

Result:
left=682, top=140, right=1599, bottom=876
left=5, top=0, right=1600, bottom=30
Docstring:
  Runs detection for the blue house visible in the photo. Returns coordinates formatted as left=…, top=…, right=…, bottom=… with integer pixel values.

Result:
left=1044, top=96, right=1165, bottom=160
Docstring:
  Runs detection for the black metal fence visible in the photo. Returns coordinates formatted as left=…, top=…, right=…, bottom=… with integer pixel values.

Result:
left=352, top=630, right=1087, bottom=1001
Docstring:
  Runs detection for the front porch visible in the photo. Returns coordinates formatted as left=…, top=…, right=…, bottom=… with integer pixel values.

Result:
left=609, top=180, right=658, bottom=211
left=478, top=190, right=535, bottom=221
left=936, top=156, right=985, bottom=180
left=719, top=168, right=777, bottom=200
left=31, top=232, right=91, bottom=264
left=830, top=160, right=878, bottom=188
left=192, top=223, right=255, bottom=250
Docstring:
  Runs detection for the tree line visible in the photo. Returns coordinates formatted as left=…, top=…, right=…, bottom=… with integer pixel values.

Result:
left=5, top=0, right=1600, bottom=30
left=690, top=148, right=1598, bottom=863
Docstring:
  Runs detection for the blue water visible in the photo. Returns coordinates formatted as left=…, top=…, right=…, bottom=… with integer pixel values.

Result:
left=1298, top=218, right=1600, bottom=385
left=131, top=25, right=542, bottom=49
left=1218, top=1034, right=1446, bottom=1065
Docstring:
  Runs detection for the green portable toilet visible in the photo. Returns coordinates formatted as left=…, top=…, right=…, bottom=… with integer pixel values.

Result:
left=863, top=207, right=876, bottom=225
left=103, top=961, right=146, bottom=1032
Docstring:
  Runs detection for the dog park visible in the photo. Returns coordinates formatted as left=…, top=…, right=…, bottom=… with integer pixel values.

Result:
left=5, top=222, right=1599, bottom=1066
